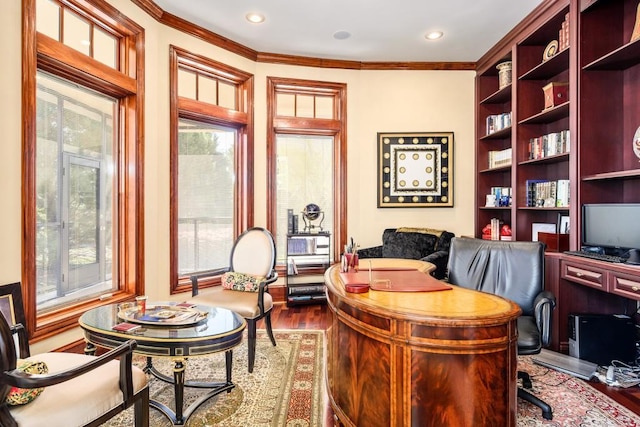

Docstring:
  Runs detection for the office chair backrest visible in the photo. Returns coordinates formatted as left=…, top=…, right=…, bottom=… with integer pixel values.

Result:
left=447, top=238, right=545, bottom=316
left=230, top=227, right=276, bottom=277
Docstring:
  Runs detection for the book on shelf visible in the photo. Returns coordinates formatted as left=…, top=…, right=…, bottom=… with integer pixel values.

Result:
left=526, top=179, right=547, bottom=207
left=489, top=186, right=512, bottom=207
left=556, top=179, right=570, bottom=207
left=288, top=258, right=299, bottom=275
left=559, top=12, right=570, bottom=51
left=528, top=130, right=570, bottom=160
left=488, top=147, right=512, bottom=168
left=525, top=179, right=570, bottom=208
left=287, top=209, right=294, bottom=234
left=485, top=112, right=512, bottom=136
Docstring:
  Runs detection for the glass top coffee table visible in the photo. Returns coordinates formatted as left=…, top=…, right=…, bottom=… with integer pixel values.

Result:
left=79, top=302, right=246, bottom=425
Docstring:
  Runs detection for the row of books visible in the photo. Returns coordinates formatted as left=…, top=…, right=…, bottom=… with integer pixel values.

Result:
left=489, top=187, right=512, bottom=207
left=488, top=147, right=512, bottom=168
left=559, top=13, right=570, bottom=51
left=525, top=179, right=570, bottom=208
left=486, top=112, right=512, bottom=136
left=528, top=130, right=570, bottom=160
left=288, top=237, right=319, bottom=255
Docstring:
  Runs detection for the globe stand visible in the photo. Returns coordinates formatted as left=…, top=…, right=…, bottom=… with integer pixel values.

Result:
left=302, top=211, right=324, bottom=233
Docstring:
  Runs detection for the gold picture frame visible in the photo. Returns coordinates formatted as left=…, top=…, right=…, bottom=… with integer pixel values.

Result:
left=377, top=132, right=454, bottom=208
left=0, top=282, right=25, bottom=327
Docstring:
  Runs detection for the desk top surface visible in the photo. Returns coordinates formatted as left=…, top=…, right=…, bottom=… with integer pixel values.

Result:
left=326, top=258, right=521, bottom=323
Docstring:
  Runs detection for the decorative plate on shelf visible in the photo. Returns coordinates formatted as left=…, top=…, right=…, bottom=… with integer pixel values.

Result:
left=543, top=40, right=559, bottom=61
left=118, top=304, right=207, bottom=326
left=634, top=126, right=640, bottom=161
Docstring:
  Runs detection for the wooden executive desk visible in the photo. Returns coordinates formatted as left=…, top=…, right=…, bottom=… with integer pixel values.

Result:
left=324, top=259, right=522, bottom=427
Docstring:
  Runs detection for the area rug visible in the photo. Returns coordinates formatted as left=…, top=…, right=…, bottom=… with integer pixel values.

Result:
left=102, top=330, right=640, bottom=427
left=517, top=355, right=640, bottom=426
left=103, top=330, right=325, bottom=427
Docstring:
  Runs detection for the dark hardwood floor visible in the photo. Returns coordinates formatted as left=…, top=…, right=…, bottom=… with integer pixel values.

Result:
left=263, top=302, right=640, bottom=418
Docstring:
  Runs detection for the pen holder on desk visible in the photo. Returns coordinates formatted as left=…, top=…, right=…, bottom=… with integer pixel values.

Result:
left=344, top=253, right=359, bottom=271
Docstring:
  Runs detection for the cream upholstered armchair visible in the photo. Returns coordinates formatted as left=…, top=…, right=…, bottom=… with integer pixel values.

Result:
left=190, top=227, right=278, bottom=373
left=0, top=283, right=149, bottom=427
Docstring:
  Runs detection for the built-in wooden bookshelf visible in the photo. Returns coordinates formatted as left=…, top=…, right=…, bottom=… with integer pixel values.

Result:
left=475, top=0, right=570, bottom=242
left=476, top=0, right=640, bottom=356
left=476, top=0, right=640, bottom=246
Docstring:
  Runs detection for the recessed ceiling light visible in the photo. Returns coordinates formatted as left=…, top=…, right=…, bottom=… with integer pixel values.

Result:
left=246, top=13, right=265, bottom=24
left=425, top=31, right=444, bottom=40
left=333, top=30, right=351, bottom=40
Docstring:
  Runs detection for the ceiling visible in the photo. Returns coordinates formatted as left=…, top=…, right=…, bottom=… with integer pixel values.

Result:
left=152, top=0, right=543, bottom=63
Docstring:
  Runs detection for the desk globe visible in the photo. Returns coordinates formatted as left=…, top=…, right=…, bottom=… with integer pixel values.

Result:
left=302, top=203, right=324, bottom=232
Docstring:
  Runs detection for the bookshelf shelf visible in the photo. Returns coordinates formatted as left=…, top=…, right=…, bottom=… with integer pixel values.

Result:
left=518, top=152, right=569, bottom=166
left=518, top=102, right=570, bottom=125
left=581, top=168, right=640, bottom=181
left=479, top=84, right=512, bottom=104
left=519, top=48, right=570, bottom=80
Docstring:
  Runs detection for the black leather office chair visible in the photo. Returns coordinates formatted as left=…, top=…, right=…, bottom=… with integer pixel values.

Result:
left=447, top=237, right=556, bottom=420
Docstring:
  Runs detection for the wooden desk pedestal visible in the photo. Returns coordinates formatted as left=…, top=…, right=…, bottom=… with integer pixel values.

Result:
left=324, top=259, right=521, bottom=426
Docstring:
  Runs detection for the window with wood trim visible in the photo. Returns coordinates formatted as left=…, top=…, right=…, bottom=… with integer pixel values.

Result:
left=169, top=46, right=254, bottom=294
left=23, top=0, right=144, bottom=339
left=266, top=77, right=347, bottom=266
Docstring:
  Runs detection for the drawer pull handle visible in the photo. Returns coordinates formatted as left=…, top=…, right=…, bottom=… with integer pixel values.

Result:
left=633, top=286, right=639, bottom=292
left=576, top=272, right=584, bottom=277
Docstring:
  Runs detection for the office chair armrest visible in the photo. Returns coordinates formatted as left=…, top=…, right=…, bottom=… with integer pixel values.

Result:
left=9, top=324, right=30, bottom=359
left=533, top=290, right=556, bottom=347
left=2, top=340, right=139, bottom=402
left=190, top=268, right=229, bottom=296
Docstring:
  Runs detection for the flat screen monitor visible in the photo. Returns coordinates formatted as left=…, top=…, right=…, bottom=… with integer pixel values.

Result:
left=582, top=204, right=640, bottom=255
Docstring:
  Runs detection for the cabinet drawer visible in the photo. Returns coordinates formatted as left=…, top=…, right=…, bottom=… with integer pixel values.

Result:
left=561, top=261, right=606, bottom=290
left=610, top=272, right=640, bottom=301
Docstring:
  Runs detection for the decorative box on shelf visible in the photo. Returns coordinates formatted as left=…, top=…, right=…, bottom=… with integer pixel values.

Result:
left=538, top=232, right=569, bottom=252
left=542, top=82, right=569, bottom=109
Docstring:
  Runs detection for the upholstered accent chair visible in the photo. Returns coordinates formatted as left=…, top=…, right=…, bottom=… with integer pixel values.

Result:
left=0, top=282, right=149, bottom=427
left=357, top=227, right=455, bottom=279
left=447, top=237, right=556, bottom=420
left=190, top=227, right=278, bottom=373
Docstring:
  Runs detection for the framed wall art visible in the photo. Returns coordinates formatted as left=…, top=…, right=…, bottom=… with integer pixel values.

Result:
left=0, top=282, right=25, bottom=327
left=377, top=132, right=453, bottom=208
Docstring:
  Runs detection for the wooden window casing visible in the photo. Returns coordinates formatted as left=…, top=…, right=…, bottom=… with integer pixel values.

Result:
left=22, top=0, right=144, bottom=340
left=169, top=46, right=254, bottom=294
left=266, top=77, right=348, bottom=269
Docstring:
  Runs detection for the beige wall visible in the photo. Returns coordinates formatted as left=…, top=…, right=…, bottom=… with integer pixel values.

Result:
left=1, top=0, right=475, bottom=352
